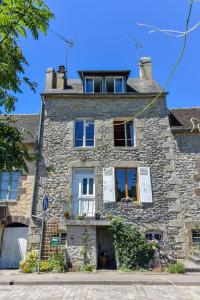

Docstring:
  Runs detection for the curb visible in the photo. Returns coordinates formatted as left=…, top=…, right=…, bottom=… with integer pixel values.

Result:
left=0, top=280, right=200, bottom=286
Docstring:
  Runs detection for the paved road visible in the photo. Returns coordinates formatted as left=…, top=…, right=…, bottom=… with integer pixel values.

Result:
left=0, top=285, right=199, bottom=300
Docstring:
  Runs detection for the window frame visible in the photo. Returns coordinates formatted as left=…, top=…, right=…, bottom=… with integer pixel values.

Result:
left=115, top=167, right=138, bottom=202
left=74, top=119, right=95, bottom=148
left=113, top=119, right=134, bottom=147
left=0, top=171, right=20, bottom=202
left=145, top=231, right=164, bottom=245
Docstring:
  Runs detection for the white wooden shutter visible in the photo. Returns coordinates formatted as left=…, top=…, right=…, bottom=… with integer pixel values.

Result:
left=103, top=168, right=115, bottom=202
left=138, top=167, right=153, bottom=203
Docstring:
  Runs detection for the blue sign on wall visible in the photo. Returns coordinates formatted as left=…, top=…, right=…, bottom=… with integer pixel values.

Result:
left=43, top=195, right=49, bottom=211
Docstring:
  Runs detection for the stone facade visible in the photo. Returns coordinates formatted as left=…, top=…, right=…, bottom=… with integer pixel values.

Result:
left=27, top=63, right=200, bottom=268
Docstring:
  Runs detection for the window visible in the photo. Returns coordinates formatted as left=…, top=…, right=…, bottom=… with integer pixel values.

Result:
left=115, top=168, right=137, bottom=202
left=115, top=78, right=123, bottom=93
left=0, top=172, right=20, bottom=201
left=85, top=77, right=103, bottom=93
left=85, top=78, right=94, bottom=93
left=60, top=232, right=67, bottom=245
left=114, top=120, right=134, bottom=146
left=192, top=229, right=200, bottom=243
left=82, top=177, right=94, bottom=196
left=145, top=231, right=163, bottom=243
left=75, top=119, right=94, bottom=147
left=105, top=77, right=124, bottom=93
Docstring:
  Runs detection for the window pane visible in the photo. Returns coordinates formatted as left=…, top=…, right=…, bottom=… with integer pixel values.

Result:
left=82, top=178, right=87, bottom=195
left=8, top=191, right=17, bottom=200
left=114, top=121, right=125, bottom=146
left=115, top=78, right=123, bottom=93
left=1, top=172, right=9, bottom=181
left=12, top=172, right=20, bottom=180
left=1, top=180, right=9, bottom=190
left=146, top=233, right=153, bottom=240
left=106, top=77, right=114, bottom=93
left=75, top=121, right=84, bottom=147
left=89, top=178, right=94, bottom=195
left=85, top=78, right=94, bottom=93
left=86, top=120, right=94, bottom=147
left=192, top=230, right=200, bottom=243
left=10, top=180, right=19, bottom=190
left=115, top=169, right=126, bottom=202
left=126, top=121, right=134, bottom=146
left=94, top=77, right=103, bottom=93
left=127, top=169, right=137, bottom=201
left=0, top=191, right=8, bottom=200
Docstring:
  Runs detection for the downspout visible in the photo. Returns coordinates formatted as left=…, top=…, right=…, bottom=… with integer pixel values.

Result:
left=31, top=95, right=45, bottom=216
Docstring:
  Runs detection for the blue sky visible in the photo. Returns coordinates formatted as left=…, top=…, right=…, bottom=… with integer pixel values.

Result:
left=16, top=0, right=200, bottom=114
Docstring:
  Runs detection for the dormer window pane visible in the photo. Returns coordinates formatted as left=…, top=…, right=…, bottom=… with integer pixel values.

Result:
left=115, top=78, right=123, bottom=93
left=85, top=78, right=94, bottom=93
left=106, top=77, right=114, bottom=93
left=94, top=77, right=103, bottom=93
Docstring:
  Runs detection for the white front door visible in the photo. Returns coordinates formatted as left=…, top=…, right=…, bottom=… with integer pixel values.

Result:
left=72, top=169, right=95, bottom=217
left=0, top=226, right=28, bottom=269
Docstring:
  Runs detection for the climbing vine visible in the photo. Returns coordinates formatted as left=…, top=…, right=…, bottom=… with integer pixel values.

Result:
left=110, top=218, right=155, bottom=270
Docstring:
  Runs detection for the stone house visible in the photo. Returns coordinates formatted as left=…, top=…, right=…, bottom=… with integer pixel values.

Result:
left=3, top=57, right=199, bottom=270
left=0, top=114, right=39, bottom=268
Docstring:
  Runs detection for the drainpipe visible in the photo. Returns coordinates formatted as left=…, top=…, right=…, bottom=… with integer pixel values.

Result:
left=31, top=95, right=45, bottom=216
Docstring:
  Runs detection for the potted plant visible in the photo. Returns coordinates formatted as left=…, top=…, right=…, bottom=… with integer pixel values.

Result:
left=64, top=210, right=70, bottom=219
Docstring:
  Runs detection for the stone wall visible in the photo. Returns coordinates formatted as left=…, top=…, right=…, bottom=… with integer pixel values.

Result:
left=31, top=94, right=188, bottom=259
left=0, top=144, right=36, bottom=227
left=172, top=132, right=200, bottom=252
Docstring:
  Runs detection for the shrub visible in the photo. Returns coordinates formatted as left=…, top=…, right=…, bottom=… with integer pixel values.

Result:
left=40, top=260, right=52, bottom=272
left=20, top=250, right=38, bottom=273
left=110, top=218, right=155, bottom=270
left=47, top=254, right=65, bottom=272
left=79, top=264, right=94, bottom=272
left=166, top=262, right=185, bottom=274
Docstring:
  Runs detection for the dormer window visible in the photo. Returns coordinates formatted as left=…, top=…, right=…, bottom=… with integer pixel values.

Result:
left=79, top=71, right=130, bottom=94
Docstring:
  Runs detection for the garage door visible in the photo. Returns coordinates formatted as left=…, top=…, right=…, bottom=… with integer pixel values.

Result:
left=0, top=227, right=28, bottom=269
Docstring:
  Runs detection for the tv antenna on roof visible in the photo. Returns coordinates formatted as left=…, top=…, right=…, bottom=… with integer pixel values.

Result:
left=50, top=29, right=75, bottom=71
left=127, top=35, right=143, bottom=61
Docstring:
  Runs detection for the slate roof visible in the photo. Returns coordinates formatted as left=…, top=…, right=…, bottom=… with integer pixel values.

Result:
left=44, top=78, right=165, bottom=95
left=0, top=114, right=40, bottom=143
left=169, top=108, right=200, bottom=131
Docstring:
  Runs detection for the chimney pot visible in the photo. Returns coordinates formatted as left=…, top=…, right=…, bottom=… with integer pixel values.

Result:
left=57, top=65, right=67, bottom=89
left=139, top=57, right=152, bottom=80
left=45, top=67, right=56, bottom=90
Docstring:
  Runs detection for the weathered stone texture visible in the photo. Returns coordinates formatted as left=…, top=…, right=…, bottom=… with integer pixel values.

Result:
left=31, top=95, right=189, bottom=260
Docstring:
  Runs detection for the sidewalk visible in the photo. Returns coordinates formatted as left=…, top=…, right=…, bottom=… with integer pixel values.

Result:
left=0, top=270, right=200, bottom=286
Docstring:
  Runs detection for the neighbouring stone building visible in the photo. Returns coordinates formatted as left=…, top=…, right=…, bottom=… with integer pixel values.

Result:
left=0, top=114, right=39, bottom=268
left=1, top=57, right=200, bottom=269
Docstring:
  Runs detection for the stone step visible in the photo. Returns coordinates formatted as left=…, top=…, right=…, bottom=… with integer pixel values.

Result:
left=188, top=255, right=200, bottom=264
left=180, top=259, right=200, bottom=272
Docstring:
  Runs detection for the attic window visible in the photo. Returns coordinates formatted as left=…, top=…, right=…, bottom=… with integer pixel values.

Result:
left=106, top=77, right=124, bottom=93
left=85, top=77, right=103, bottom=93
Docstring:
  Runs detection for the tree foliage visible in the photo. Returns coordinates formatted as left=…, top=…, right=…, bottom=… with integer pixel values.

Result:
left=110, top=218, right=155, bottom=270
left=0, top=0, right=54, bottom=112
left=0, top=0, right=54, bottom=171
left=0, top=118, right=35, bottom=172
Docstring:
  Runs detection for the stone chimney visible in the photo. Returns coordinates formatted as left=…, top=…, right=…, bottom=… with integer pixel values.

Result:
left=45, top=68, right=56, bottom=89
left=56, top=65, right=67, bottom=89
left=139, top=57, right=152, bottom=80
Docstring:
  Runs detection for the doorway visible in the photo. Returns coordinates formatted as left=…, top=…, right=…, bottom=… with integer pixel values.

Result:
left=97, top=226, right=116, bottom=269
left=72, top=168, right=95, bottom=217
left=0, top=223, right=28, bottom=269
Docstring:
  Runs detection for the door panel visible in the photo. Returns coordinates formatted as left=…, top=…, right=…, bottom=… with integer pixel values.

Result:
left=72, top=169, right=95, bottom=217
left=0, top=227, right=28, bottom=269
